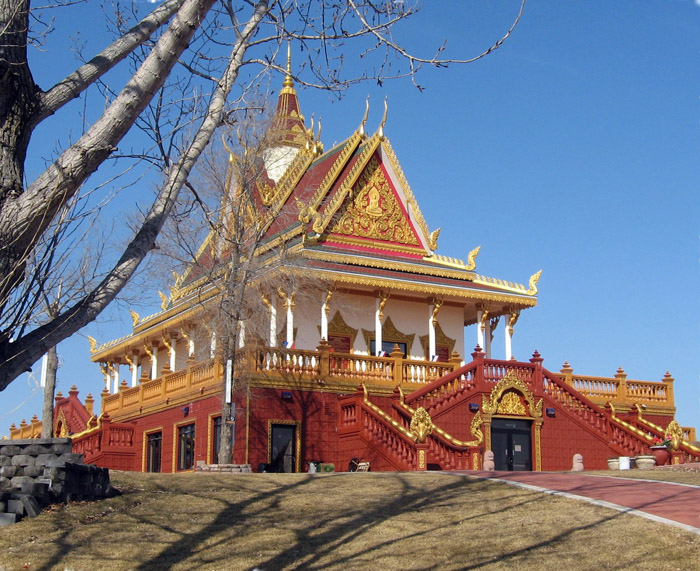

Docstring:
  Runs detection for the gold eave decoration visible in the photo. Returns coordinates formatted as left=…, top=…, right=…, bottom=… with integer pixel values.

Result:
left=527, top=270, right=542, bottom=295
left=427, top=228, right=440, bottom=251
left=473, top=272, right=538, bottom=297
left=482, top=371, right=543, bottom=419
left=302, top=249, right=477, bottom=282
left=303, top=268, right=538, bottom=307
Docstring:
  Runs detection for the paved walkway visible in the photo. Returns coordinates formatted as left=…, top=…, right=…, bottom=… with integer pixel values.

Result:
left=460, top=471, right=700, bottom=535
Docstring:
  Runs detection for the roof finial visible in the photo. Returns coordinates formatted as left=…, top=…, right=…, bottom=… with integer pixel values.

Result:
left=360, top=96, right=370, bottom=137
left=378, top=96, right=388, bottom=139
left=282, top=40, right=294, bottom=92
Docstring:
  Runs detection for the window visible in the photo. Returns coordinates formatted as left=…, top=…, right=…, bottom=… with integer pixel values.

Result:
left=178, top=424, right=196, bottom=471
left=211, top=416, right=222, bottom=465
left=146, top=431, right=162, bottom=473
left=370, top=340, right=407, bottom=358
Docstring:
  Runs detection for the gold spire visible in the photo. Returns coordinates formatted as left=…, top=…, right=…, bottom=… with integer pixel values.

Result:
left=281, top=41, right=295, bottom=95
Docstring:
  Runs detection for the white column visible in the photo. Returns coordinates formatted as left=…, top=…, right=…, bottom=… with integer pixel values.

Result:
left=151, top=345, right=158, bottom=379
left=428, top=304, right=436, bottom=359
left=131, top=354, right=139, bottom=387
left=505, top=310, right=519, bottom=360
left=484, top=319, right=492, bottom=358
left=210, top=331, right=217, bottom=359
left=188, top=336, right=195, bottom=359
left=111, top=363, right=119, bottom=393
left=238, top=320, right=246, bottom=349
left=375, top=298, right=383, bottom=355
left=286, top=299, right=294, bottom=348
left=476, top=309, right=484, bottom=350
left=101, top=365, right=110, bottom=393
left=270, top=302, right=277, bottom=347
left=321, top=293, right=329, bottom=341
left=169, top=338, right=177, bottom=371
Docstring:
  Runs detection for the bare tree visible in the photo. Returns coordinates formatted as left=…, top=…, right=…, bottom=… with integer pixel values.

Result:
left=0, top=0, right=526, bottom=391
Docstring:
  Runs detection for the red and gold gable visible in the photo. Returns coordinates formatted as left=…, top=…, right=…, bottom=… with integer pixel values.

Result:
left=326, top=153, right=425, bottom=257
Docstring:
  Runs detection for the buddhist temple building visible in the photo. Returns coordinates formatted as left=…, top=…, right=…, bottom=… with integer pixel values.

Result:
left=11, top=54, right=700, bottom=473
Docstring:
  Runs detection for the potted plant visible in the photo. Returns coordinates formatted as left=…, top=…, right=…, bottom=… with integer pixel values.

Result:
left=634, top=455, right=656, bottom=470
left=650, top=437, right=671, bottom=466
left=607, top=457, right=620, bottom=470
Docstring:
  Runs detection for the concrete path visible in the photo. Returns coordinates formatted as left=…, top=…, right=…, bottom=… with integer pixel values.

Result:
left=460, top=470, right=700, bottom=535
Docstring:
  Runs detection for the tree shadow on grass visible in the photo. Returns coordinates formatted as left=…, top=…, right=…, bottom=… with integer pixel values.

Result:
left=129, top=473, right=568, bottom=570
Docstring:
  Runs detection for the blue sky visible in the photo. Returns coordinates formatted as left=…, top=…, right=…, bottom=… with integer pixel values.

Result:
left=2, top=1, right=699, bottom=435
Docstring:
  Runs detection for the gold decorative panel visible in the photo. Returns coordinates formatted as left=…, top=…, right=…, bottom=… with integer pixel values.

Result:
left=329, top=156, right=419, bottom=246
left=496, top=391, right=527, bottom=416
left=482, top=371, right=543, bottom=420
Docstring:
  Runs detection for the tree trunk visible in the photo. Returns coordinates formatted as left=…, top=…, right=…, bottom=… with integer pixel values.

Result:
left=218, top=401, right=233, bottom=465
left=40, top=345, right=58, bottom=438
left=0, top=0, right=40, bottom=313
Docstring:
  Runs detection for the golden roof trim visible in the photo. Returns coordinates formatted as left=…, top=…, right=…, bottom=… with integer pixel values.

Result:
left=307, top=132, right=364, bottom=212
left=302, top=268, right=538, bottom=306
left=301, top=248, right=477, bottom=281
left=313, top=134, right=382, bottom=234
left=473, top=273, right=537, bottom=296
left=382, top=137, right=435, bottom=253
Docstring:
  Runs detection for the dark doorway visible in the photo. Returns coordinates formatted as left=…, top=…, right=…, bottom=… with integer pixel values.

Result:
left=146, top=431, right=162, bottom=473
left=270, top=424, right=297, bottom=473
left=491, top=418, right=532, bottom=471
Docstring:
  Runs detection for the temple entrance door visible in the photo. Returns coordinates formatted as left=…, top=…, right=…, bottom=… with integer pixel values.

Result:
left=270, top=424, right=296, bottom=473
left=491, top=418, right=532, bottom=471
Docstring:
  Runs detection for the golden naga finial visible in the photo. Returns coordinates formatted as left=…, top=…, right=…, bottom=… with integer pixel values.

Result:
left=87, top=336, right=98, bottom=354
left=466, top=245, right=481, bottom=271
left=526, top=270, right=542, bottom=295
left=221, top=133, right=236, bottom=164
left=359, top=96, right=370, bottom=137
left=158, top=291, right=168, bottom=310
left=129, top=310, right=140, bottom=328
left=665, top=420, right=684, bottom=451
left=427, top=228, right=441, bottom=251
left=378, top=96, right=388, bottom=139
left=306, top=114, right=315, bottom=140
left=409, top=407, right=434, bottom=443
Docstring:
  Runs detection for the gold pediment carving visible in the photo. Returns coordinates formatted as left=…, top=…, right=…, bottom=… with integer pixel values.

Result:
left=329, top=155, right=419, bottom=246
left=317, top=311, right=359, bottom=347
left=482, top=371, right=543, bottom=419
left=419, top=321, right=456, bottom=358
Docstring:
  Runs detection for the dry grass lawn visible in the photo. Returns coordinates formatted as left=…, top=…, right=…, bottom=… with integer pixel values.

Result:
left=0, top=470, right=699, bottom=570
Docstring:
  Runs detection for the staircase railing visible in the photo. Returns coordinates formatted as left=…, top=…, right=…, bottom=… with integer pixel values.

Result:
left=339, top=394, right=416, bottom=470
left=541, top=368, right=651, bottom=457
